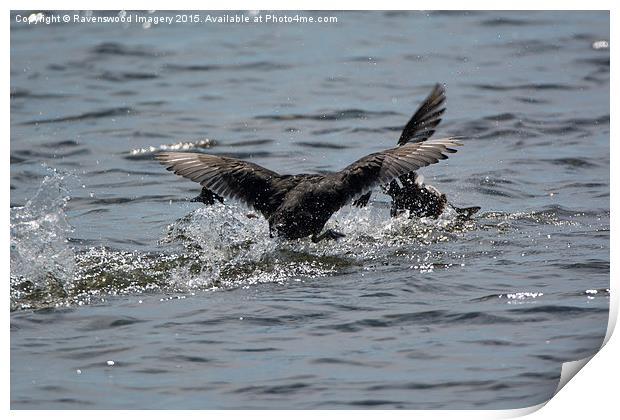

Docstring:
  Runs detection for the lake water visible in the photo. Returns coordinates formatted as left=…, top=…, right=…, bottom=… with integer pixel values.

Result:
left=10, top=10, right=609, bottom=409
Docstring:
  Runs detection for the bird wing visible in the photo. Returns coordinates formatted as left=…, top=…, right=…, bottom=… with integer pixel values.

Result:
left=156, top=152, right=282, bottom=217
left=353, top=84, right=447, bottom=208
left=335, top=137, right=461, bottom=204
left=397, top=83, right=446, bottom=145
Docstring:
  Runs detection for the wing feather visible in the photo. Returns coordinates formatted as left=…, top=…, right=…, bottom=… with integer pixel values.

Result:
left=156, top=152, right=281, bottom=217
left=397, top=84, right=447, bottom=145
left=335, top=137, right=461, bottom=203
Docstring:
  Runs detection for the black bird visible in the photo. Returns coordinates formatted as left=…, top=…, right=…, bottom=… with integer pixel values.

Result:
left=156, top=137, right=463, bottom=242
left=353, top=84, right=480, bottom=219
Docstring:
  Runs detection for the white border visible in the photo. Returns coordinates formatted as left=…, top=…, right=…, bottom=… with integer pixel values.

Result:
left=4, top=2, right=616, bottom=419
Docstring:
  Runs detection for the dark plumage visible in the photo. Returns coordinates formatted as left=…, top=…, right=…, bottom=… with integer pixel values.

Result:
left=386, top=173, right=447, bottom=218
left=156, top=138, right=462, bottom=242
left=354, top=83, right=480, bottom=219
left=397, top=83, right=446, bottom=146
left=190, top=187, right=223, bottom=205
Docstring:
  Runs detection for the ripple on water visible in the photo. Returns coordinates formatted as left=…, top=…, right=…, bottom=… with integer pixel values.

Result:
left=20, top=107, right=135, bottom=125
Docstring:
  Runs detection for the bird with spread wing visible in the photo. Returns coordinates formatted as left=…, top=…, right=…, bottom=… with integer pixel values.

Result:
left=156, top=136, right=462, bottom=242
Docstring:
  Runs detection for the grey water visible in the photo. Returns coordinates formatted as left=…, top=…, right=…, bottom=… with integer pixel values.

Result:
left=10, top=11, right=609, bottom=409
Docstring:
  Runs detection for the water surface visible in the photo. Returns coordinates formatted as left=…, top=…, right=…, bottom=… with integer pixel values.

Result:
left=10, top=10, right=609, bottom=409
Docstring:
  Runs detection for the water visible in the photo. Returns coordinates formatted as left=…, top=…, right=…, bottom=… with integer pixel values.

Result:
left=10, top=11, right=609, bottom=409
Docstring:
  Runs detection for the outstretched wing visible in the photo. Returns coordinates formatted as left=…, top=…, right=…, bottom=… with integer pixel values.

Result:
left=156, top=152, right=281, bottom=217
left=397, top=83, right=446, bottom=145
left=335, top=137, right=461, bottom=204
left=354, top=84, right=447, bottom=208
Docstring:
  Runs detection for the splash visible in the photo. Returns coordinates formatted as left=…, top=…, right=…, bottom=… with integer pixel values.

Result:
left=10, top=181, right=478, bottom=311
left=10, top=169, right=75, bottom=310
left=160, top=202, right=477, bottom=291
left=128, top=138, right=216, bottom=157
left=160, top=204, right=337, bottom=290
